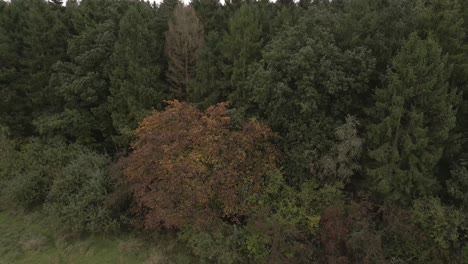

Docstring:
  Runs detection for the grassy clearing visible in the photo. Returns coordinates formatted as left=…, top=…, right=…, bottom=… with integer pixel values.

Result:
left=0, top=211, right=172, bottom=264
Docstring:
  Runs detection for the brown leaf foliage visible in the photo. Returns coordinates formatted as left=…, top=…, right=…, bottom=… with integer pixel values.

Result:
left=319, top=201, right=385, bottom=264
left=120, top=100, right=278, bottom=230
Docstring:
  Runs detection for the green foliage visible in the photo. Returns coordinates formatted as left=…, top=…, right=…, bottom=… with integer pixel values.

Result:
left=191, top=0, right=225, bottom=33
left=1, top=140, right=81, bottom=210
left=447, top=161, right=468, bottom=209
left=109, top=2, right=167, bottom=145
left=334, top=0, right=416, bottom=75
left=222, top=4, right=264, bottom=107
left=190, top=31, right=228, bottom=108
left=0, top=129, right=19, bottom=208
left=0, top=0, right=68, bottom=136
left=40, top=3, right=121, bottom=151
left=251, top=17, right=374, bottom=182
left=45, top=151, right=118, bottom=234
left=367, top=33, right=459, bottom=205
left=178, top=224, right=247, bottom=264
left=243, top=170, right=344, bottom=263
left=0, top=0, right=467, bottom=262
left=0, top=212, right=153, bottom=264
left=0, top=136, right=119, bottom=234
left=412, top=197, right=463, bottom=250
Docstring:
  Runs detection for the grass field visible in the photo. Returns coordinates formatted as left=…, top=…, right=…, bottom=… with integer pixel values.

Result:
left=0, top=211, right=181, bottom=264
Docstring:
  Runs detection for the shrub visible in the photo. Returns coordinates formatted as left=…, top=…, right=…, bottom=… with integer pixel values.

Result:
left=0, top=128, right=19, bottom=208
left=1, top=139, right=80, bottom=210
left=45, top=150, right=119, bottom=234
left=410, top=197, right=464, bottom=262
left=319, top=201, right=385, bottom=264
left=178, top=223, right=247, bottom=264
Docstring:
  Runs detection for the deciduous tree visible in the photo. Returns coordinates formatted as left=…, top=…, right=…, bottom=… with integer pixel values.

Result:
left=120, top=101, right=278, bottom=229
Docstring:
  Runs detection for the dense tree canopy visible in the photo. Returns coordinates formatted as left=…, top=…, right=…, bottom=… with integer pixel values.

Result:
left=367, top=34, right=458, bottom=205
left=0, top=0, right=467, bottom=262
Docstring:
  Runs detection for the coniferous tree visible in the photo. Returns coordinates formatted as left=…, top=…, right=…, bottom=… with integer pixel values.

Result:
left=0, top=0, right=68, bottom=136
left=0, top=2, right=23, bottom=134
left=334, top=0, right=417, bottom=84
left=36, top=0, right=127, bottom=151
left=165, top=4, right=204, bottom=100
left=157, top=0, right=180, bottom=25
left=414, top=0, right=468, bottom=169
left=109, top=3, right=167, bottom=146
left=460, top=0, right=468, bottom=161
left=190, top=31, right=227, bottom=107
left=222, top=4, right=264, bottom=107
left=191, top=0, right=225, bottom=34
left=22, top=0, right=68, bottom=113
left=367, top=34, right=459, bottom=205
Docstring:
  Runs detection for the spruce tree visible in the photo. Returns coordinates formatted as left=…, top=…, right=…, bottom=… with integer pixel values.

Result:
left=22, top=0, right=68, bottom=115
left=334, top=0, right=417, bottom=83
left=37, top=0, right=127, bottom=151
left=367, top=34, right=459, bottom=205
left=189, top=31, right=227, bottom=108
left=0, top=2, right=23, bottom=134
left=165, top=4, right=204, bottom=100
left=0, top=0, right=68, bottom=136
left=415, top=0, right=467, bottom=166
left=109, top=3, right=167, bottom=145
left=222, top=4, right=264, bottom=107
left=191, top=0, right=225, bottom=34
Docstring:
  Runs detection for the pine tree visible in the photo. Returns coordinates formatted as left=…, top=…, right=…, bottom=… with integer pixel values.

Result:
left=0, top=0, right=68, bottom=136
left=334, top=0, right=417, bottom=82
left=0, top=2, right=23, bottom=134
left=191, top=0, right=225, bottom=33
left=222, top=4, right=264, bottom=107
left=460, top=0, right=468, bottom=161
left=36, top=0, right=128, bottom=151
left=367, top=34, right=459, bottom=205
left=165, top=4, right=204, bottom=100
left=22, top=0, right=68, bottom=115
left=189, top=31, right=227, bottom=107
left=157, top=0, right=180, bottom=26
left=109, top=3, right=167, bottom=146
left=414, top=0, right=468, bottom=170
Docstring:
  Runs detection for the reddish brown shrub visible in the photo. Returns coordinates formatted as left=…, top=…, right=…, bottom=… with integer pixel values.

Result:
left=120, top=101, right=278, bottom=230
left=319, top=201, right=385, bottom=264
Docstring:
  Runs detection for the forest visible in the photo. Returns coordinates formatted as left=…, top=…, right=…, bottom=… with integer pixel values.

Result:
left=0, top=0, right=467, bottom=263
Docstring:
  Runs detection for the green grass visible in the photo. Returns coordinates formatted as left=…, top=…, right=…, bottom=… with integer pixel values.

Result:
left=0, top=211, right=155, bottom=264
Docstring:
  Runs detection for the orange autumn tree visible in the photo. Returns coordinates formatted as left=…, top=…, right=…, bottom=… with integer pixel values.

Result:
left=120, top=101, right=278, bottom=230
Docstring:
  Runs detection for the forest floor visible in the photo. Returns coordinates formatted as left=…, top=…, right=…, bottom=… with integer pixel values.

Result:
left=0, top=211, right=181, bottom=264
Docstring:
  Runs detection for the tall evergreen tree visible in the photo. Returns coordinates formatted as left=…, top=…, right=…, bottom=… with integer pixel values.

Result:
left=367, top=34, right=459, bottom=205
left=191, top=0, right=225, bottom=34
left=222, top=4, right=264, bottom=107
left=0, top=2, right=23, bottom=134
left=0, top=0, right=68, bottom=136
left=22, top=0, right=68, bottom=114
left=109, top=3, right=167, bottom=146
left=189, top=31, right=227, bottom=108
left=333, top=0, right=417, bottom=86
left=415, top=0, right=468, bottom=167
left=165, top=4, right=204, bottom=100
left=36, top=0, right=127, bottom=151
